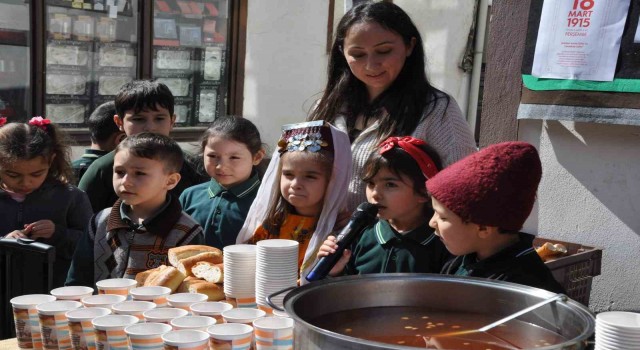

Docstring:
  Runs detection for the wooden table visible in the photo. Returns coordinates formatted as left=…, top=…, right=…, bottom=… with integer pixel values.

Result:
left=0, top=338, right=17, bottom=350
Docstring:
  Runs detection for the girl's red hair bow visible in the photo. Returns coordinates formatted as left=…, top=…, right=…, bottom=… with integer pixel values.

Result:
left=378, top=136, right=439, bottom=180
left=29, top=116, right=51, bottom=131
left=0, top=117, right=7, bottom=127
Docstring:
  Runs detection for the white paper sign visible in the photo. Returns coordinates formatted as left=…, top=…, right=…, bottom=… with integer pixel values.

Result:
left=532, top=0, right=630, bottom=81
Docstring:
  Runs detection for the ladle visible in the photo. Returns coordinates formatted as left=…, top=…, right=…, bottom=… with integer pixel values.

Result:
left=425, top=293, right=568, bottom=340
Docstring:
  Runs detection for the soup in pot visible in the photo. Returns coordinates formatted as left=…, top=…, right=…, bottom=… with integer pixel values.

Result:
left=311, top=306, right=567, bottom=349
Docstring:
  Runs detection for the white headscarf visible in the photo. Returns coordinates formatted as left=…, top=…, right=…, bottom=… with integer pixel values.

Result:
left=236, top=122, right=352, bottom=283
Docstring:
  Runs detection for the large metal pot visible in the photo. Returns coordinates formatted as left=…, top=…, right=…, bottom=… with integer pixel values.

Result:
left=277, top=274, right=594, bottom=350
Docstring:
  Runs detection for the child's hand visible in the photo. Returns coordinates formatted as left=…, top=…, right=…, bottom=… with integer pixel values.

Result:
left=24, top=220, right=55, bottom=239
left=317, top=236, right=351, bottom=276
left=4, top=230, right=29, bottom=239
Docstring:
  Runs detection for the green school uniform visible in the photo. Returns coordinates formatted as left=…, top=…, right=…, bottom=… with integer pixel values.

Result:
left=179, top=173, right=260, bottom=249
left=71, top=149, right=109, bottom=185
left=345, top=220, right=451, bottom=275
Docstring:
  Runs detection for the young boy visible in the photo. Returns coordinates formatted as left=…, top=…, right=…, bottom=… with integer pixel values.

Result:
left=78, top=80, right=207, bottom=213
left=65, top=133, right=204, bottom=287
left=426, top=141, right=565, bottom=293
left=72, top=101, right=125, bottom=184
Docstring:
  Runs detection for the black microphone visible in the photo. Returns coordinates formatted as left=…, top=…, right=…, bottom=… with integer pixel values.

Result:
left=305, top=202, right=378, bottom=282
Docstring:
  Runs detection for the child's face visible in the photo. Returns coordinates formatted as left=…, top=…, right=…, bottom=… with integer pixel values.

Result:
left=0, top=156, right=51, bottom=195
left=280, top=152, right=330, bottom=217
left=114, top=105, right=175, bottom=136
left=430, top=197, right=481, bottom=256
left=204, top=136, right=264, bottom=188
left=113, top=150, right=180, bottom=213
left=343, top=21, right=415, bottom=100
left=365, top=167, right=428, bottom=231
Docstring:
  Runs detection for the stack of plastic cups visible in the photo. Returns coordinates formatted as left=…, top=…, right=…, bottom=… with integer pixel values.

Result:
left=255, top=239, right=298, bottom=314
left=10, top=294, right=57, bottom=349
left=595, top=311, right=640, bottom=350
left=223, top=244, right=257, bottom=308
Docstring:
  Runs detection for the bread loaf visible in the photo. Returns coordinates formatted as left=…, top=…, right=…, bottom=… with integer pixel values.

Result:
left=168, top=245, right=223, bottom=267
left=177, top=252, right=224, bottom=276
left=192, top=262, right=224, bottom=283
left=188, top=282, right=225, bottom=301
left=144, top=266, right=186, bottom=292
left=176, top=276, right=206, bottom=294
left=135, top=265, right=167, bottom=287
left=536, top=242, right=568, bottom=262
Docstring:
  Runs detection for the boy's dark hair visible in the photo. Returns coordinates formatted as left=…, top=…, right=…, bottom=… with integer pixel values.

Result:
left=114, top=80, right=174, bottom=118
left=88, top=101, right=119, bottom=144
left=309, top=2, right=448, bottom=141
left=361, top=142, right=442, bottom=199
left=115, top=133, right=183, bottom=173
left=199, top=116, right=264, bottom=155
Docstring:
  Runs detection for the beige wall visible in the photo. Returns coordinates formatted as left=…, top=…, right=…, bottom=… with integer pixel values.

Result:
left=520, top=119, right=640, bottom=312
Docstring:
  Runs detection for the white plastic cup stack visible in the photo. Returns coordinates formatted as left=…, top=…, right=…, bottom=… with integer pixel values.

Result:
left=223, top=244, right=258, bottom=302
left=255, top=239, right=299, bottom=311
left=595, top=311, right=640, bottom=350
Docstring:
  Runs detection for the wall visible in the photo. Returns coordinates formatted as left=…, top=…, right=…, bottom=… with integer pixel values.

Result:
left=242, top=0, right=330, bottom=148
left=242, top=0, right=476, bottom=148
left=483, top=0, right=640, bottom=312
left=520, top=119, right=640, bottom=312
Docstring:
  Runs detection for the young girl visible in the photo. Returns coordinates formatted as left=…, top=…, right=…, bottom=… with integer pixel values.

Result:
left=180, top=116, right=265, bottom=249
left=318, top=136, right=451, bottom=277
left=308, top=2, right=476, bottom=212
left=0, top=117, right=93, bottom=288
left=236, top=121, right=352, bottom=281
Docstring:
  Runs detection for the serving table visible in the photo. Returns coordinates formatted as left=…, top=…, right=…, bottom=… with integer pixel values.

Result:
left=0, top=338, right=17, bottom=350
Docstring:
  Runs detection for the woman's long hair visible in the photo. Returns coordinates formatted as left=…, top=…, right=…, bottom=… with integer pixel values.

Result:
left=308, top=2, right=447, bottom=140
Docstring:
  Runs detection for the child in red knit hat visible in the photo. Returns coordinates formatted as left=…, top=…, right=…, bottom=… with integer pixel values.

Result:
left=426, top=141, right=565, bottom=293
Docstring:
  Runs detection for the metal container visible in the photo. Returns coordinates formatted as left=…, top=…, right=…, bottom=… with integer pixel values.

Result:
left=279, top=274, right=595, bottom=349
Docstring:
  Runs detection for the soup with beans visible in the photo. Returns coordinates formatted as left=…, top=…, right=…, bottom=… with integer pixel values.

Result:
left=311, top=306, right=567, bottom=349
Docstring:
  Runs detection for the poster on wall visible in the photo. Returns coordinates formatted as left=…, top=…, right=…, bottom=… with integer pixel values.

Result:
left=532, top=0, right=631, bottom=81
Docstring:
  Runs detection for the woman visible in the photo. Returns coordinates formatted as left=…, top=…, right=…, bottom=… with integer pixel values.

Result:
left=308, top=2, right=477, bottom=211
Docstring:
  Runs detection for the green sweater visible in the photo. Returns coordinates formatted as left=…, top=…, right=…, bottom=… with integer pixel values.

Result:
left=78, top=150, right=208, bottom=213
left=345, top=220, right=451, bottom=275
left=179, top=173, right=260, bottom=249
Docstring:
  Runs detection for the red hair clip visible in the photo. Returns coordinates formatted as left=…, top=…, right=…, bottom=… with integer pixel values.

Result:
left=28, top=116, right=51, bottom=131
left=0, top=117, right=7, bottom=127
left=378, top=136, right=439, bottom=180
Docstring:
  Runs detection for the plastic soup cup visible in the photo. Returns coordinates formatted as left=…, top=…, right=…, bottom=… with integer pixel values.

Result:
left=11, top=294, right=57, bottom=349
left=221, top=308, right=266, bottom=325
left=253, top=317, right=294, bottom=350
left=36, top=300, right=83, bottom=350
left=125, top=322, right=172, bottom=350
left=189, top=302, right=233, bottom=323
left=142, top=307, right=189, bottom=325
left=162, top=329, right=209, bottom=349
left=207, top=323, right=254, bottom=350
left=65, top=307, right=112, bottom=350
left=91, top=315, right=139, bottom=350
left=166, top=293, right=208, bottom=313
left=130, top=286, right=171, bottom=307
left=95, top=278, right=137, bottom=297
left=50, top=286, right=94, bottom=302
left=170, top=316, right=217, bottom=331
left=81, top=294, right=126, bottom=308
left=111, top=301, right=157, bottom=320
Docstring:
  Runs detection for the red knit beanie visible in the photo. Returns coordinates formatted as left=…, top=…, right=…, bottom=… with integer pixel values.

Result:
left=426, top=141, right=542, bottom=231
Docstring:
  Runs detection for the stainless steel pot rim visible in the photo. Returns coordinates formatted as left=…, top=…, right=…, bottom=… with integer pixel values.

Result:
left=284, top=273, right=595, bottom=350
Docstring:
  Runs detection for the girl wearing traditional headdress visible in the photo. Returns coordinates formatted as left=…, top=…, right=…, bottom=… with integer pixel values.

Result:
left=236, top=121, right=352, bottom=281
